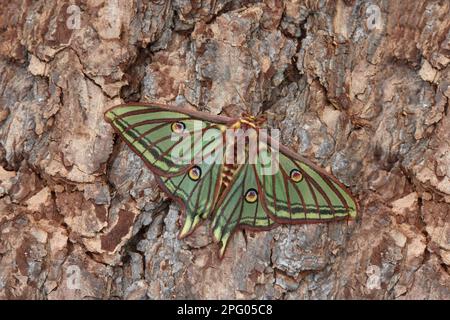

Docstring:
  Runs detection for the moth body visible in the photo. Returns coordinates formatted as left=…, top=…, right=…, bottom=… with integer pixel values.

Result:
left=104, top=103, right=358, bottom=258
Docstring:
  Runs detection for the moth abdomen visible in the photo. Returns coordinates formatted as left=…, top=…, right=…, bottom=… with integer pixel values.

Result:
left=221, top=163, right=239, bottom=188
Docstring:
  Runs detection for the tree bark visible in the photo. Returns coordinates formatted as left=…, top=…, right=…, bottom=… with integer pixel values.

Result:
left=0, top=0, right=449, bottom=299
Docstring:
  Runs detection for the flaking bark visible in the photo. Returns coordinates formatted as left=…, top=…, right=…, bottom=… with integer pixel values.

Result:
left=0, top=0, right=449, bottom=299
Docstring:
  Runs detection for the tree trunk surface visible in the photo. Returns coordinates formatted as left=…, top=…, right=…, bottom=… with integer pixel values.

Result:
left=0, top=0, right=449, bottom=299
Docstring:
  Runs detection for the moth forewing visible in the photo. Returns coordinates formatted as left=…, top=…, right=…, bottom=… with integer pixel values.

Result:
left=201, top=127, right=225, bottom=165
left=170, top=128, right=193, bottom=165
left=257, top=129, right=280, bottom=176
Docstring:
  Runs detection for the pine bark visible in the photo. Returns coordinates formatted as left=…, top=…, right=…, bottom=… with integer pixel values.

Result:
left=0, top=0, right=449, bottom=299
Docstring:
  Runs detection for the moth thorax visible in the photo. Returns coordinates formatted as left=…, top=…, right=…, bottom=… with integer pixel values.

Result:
left=239, top=118, right=257, bottom=129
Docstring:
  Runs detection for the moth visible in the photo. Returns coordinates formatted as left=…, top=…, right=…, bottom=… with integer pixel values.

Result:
left=104, top=103, right=358, bottom=257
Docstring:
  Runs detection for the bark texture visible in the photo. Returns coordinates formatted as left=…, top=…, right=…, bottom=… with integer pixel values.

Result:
left=0, top=0, right=449, bottom=299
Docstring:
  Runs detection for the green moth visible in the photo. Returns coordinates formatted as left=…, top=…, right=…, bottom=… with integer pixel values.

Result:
left=104, top=103, right=358, bottom=258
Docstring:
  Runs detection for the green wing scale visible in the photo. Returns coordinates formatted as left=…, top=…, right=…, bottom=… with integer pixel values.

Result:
left=105, top=103, right=358, bottom=258
left=104, top=104, right=226, bottom=176
left=105, top=104, right=230, bottom=238
left=212, top=164, right=278, bottom=257
left=257, top=152, right=357, bottom=223
left=157, top=155, right=224, bottom=238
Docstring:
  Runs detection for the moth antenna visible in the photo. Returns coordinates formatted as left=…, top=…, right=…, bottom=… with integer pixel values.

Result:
left=220, top=107, right=233, bottom=118
left=228, top=54, right=252, bottom=115
left=232, top=85, right=252, bottom=116
left=264, top=111, right=284, bottom=121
